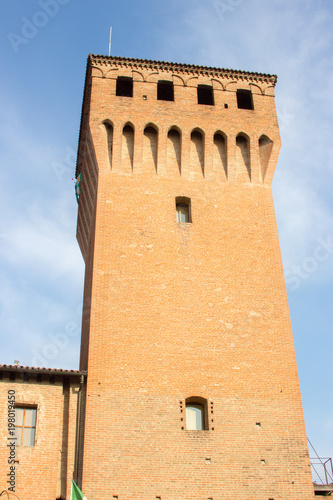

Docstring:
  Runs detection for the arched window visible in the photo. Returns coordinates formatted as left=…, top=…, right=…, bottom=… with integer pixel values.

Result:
left=185, top=397, right=208, bottom=430
left=176, top=197, right=191, bottom=223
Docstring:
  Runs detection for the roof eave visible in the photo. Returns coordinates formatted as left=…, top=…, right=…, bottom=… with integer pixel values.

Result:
left=0, top=364, right=87, bottom=377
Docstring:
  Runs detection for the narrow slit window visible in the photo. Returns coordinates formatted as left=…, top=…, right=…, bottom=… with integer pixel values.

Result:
left=236, top=89, right=254, bottom=110
left=116, top=77, right=133, bottom=97
left=176, top=197, right=191, bottom=223
left=14, top=407, right=37, bottom=446
left=157, top=80, right=174, bottom=101
left=197, top=85, right=214, bottom=106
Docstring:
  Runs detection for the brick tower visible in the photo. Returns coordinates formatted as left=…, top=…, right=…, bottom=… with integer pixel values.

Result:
left=75, top=54, right=314, bottom=500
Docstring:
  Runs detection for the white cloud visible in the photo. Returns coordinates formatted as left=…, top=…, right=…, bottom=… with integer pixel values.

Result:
left=0, top=91, right=83, bottom=369
left=0, top=207, right=83, bottom=282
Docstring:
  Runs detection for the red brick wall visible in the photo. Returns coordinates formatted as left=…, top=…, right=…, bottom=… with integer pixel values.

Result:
left=77, top=56, right=314, bottom=500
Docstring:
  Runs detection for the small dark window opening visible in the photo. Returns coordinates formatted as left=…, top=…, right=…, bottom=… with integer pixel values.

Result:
left=176, top=197, right=191, bottom=223
left=237, top=89, right=254, bottom=110
left=116, top=77, right=133, bottom=97
left=197, top=85, right=214, bottom=106
left=157, top=80, right=174, bottom=101
left=9, top=372, right=16, bottom=381
left=36, top=374, right=43, bottom=383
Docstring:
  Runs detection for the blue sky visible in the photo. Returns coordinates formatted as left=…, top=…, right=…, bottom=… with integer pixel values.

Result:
left=0, top=0, right=332, bottom=460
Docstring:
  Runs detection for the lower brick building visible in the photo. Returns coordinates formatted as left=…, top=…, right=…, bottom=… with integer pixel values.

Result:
left=0, top=365, right=85, bottom=499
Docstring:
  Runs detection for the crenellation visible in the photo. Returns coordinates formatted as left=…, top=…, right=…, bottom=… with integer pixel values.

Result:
left=90, top=54, right=277, bottom=86
left=78, top=55, right=280, bottom=189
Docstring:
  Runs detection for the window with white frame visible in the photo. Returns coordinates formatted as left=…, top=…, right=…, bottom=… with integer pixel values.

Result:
left=185, top=397, right=208, bottom=430
left=176, top=197, right=191, bottom=223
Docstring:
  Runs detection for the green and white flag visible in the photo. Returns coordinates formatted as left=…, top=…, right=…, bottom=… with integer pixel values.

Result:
left=71, top=480, right=88, bottom=500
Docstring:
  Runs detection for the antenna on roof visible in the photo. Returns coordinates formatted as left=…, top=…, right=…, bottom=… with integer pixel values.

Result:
left=108, top=26, right=112, bottom=57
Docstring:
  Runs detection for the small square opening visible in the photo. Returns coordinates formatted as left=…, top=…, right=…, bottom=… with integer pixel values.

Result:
left=157, top=80, right=174, bottom=101
left=236, top=89, right=254, bottom=110
left=197, top=85, right=214, bottom=105
left=116, top=77, right=133, bottom=97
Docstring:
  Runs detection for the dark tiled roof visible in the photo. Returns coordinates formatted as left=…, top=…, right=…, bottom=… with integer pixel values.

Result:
left=90, top=54, right=277, bottom=83
left=0, top=364, right=86, bottom=376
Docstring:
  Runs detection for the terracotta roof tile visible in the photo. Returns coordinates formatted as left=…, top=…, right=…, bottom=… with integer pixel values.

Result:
left=0, top=364, right=86, bottom=376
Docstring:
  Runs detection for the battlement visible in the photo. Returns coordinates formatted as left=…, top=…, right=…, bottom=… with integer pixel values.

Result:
left=77, top=54, right=280, bottom=179
left=76, top=55, right=281, bottom=258
left=89, top=54, right=277, bottom=84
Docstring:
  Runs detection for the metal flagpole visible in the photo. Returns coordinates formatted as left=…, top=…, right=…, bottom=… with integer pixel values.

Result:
left=109, top=26, right=112, bottom=56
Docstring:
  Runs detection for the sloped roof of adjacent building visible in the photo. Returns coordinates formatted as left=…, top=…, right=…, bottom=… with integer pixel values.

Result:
left=0, top=364, right=86, bottom=376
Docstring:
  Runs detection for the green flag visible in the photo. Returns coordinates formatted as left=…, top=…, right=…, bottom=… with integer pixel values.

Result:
left=71, top=480, right=88, bottom=500
left=75, top=173, right=82, bottom=203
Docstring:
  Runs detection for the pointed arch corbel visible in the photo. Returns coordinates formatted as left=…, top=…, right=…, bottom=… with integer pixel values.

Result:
left=236, top=132, right=251, bottom=181
left=259, top=134, right=274, bottom=183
